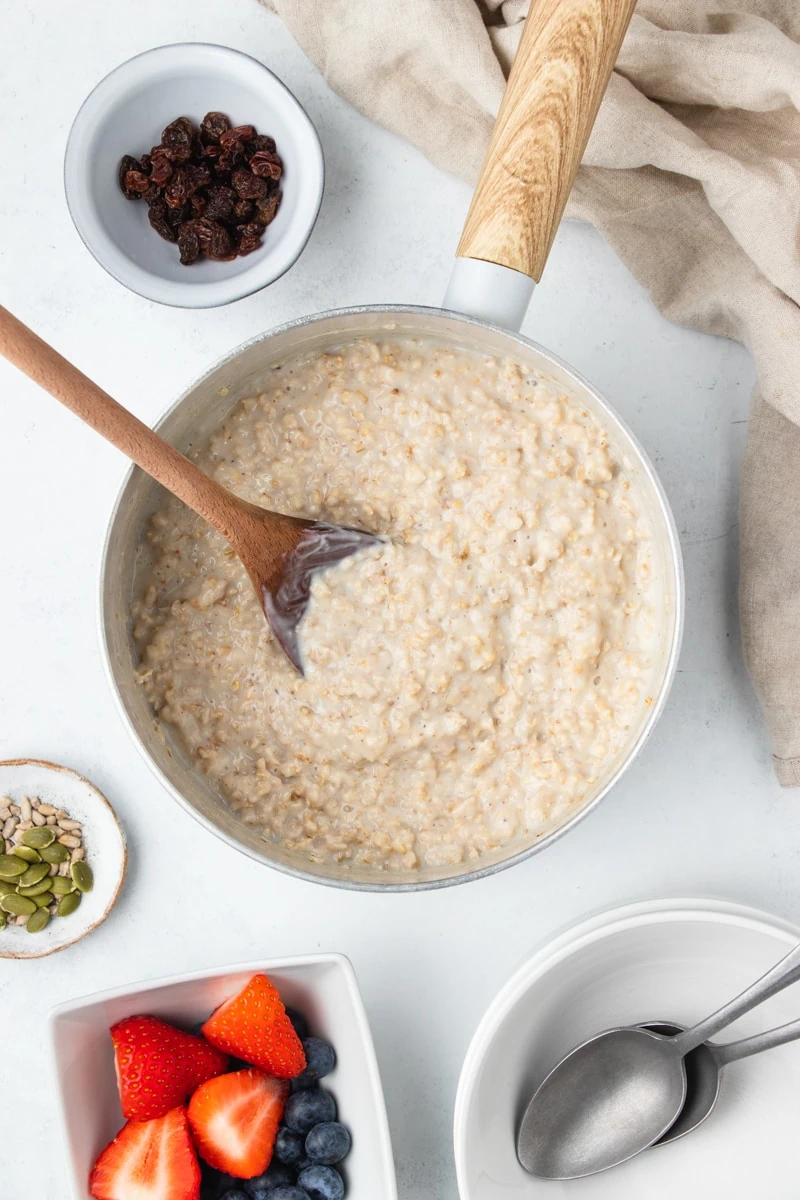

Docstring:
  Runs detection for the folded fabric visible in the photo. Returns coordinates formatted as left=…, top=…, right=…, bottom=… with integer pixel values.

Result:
left=262, top=0, right=800, bottom=784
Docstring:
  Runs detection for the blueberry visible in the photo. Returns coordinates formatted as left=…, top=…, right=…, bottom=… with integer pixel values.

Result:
left=283, top=1088, right=336, bottom=1134
left=219, top=1191, right=250, bottom=1200
left=291, top=1072, right=320, bottom=1093
left=275, top=1127, right=305, bottom=1165
left=244, top=1160, right=295, bottom=1194
left=292, top=1038, right=336, bottom=1090
left=286, top=1007, right=310, bottom=1041
left=297, top=1165, right=344, bottom=1200
left=304, top=1123, right=351, bottom=1166
left=262, top=1190, right=310, bottom=1200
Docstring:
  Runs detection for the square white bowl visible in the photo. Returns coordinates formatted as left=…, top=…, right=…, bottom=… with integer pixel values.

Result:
left=64, top=43, right=324, bottom=307
left=50, top=953, right=396, bottom=1199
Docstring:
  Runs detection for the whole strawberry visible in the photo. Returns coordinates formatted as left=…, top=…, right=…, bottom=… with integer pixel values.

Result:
left=201, top=974, right=306, bottom=1078
left=111, top=1015, right=229, bottom=1121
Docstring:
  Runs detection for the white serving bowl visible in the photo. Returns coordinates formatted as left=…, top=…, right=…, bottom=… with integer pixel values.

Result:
left=50, top=954, right=396, bottom=1200
left=64, top=43, right=324, bottom=307
left=454, top=898, right=800, bottom=1200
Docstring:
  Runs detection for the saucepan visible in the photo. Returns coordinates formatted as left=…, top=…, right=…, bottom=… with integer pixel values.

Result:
left=101, top=0, right=683, bottom=890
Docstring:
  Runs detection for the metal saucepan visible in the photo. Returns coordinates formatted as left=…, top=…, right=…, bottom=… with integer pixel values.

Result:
left=101, top=0, right=683, bottom=890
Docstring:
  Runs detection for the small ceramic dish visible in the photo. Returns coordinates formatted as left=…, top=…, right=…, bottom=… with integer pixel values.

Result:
left=64, top=43, right=324, bottom=307
left=50, top=953, right=397, bottom=1200
left=454, top=898, right=800, bottom=1200
left=0, top=759, right=126, bottom=959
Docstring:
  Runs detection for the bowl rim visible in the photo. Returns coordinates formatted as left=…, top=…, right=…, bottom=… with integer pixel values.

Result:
left=98, top=304, right=685, bottom=892
left=0, top=757, right=127, bottom=959
left=63, top=41, right=325, bottom=309
left=452, top=896, right=800, bottom=1199
left=48, top=951, right=398, bottom=1200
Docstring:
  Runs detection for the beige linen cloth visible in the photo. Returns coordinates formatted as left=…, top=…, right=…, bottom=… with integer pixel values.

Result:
left=263, top=0, right=800, bottom=785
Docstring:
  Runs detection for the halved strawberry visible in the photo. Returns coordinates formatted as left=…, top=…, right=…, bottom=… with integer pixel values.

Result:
left=89, top=1106, right=201, bottom=1200
left=111, top=1015, right=229, bottom=1121
left=187, top=1067, right=289, bottom=1179
left=201, top=974, right=306, bottom=1078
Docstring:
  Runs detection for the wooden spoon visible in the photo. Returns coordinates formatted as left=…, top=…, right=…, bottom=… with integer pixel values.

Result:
left=0, top=306, right=379, bottom=672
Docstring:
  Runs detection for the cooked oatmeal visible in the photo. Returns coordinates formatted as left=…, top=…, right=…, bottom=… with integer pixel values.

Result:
left=132, top=340, right=661, bottom=872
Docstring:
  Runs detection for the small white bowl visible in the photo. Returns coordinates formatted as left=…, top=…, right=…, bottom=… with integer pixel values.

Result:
left=0, top=758, right=126, bottom=960
left=50, top=954, right=397, bottom=1200
left=64, top=43, right=324, bottom=307
left=454, top=898, right=800, bottom=1200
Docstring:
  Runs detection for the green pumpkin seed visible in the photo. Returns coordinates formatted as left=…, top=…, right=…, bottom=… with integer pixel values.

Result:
left=1, top=893, right=36, bottom=916
left=26, top=908, right=51, bottom=933
left=0, top=911, right=6, bottom=929
left=40, top=842, right=69, bottom=864
left=18, top=862, right=50, bottom=888
left=57, top=892, right=82, bottom=918
left=70, top=862, right=93, bottom=893
left=17, top=876, right=55, bottom=898
left=12, top=845, right=41, bottom=864
left=50, top=877, right=76, bottom=896
left=0, top=877, right=20, bottom=896
left=20, top=827, right=55, bottom=849
left=34, top=892, right=54, bottom=909
left=0, top=855, right=28, bottom=880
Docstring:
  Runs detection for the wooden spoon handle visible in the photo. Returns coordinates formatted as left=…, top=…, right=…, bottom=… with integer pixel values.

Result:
left=457, top=0, right=636, bottom=282
left=0, top=305, right=245, bottom=542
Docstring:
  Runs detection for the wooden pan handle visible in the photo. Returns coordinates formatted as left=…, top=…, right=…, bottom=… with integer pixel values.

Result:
left=457, top=0, right=636, bottom=282
left=0, top=305, right=246, bottom=542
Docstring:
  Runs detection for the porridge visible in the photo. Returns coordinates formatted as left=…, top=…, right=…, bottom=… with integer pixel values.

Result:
left=132, top=340, right=661, bottom=872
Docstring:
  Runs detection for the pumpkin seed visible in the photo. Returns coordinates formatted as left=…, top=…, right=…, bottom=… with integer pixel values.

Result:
left=17, top=876, right=56, bottom=898
left=1, top=893, right=36, bottom=916
left=40, top=842, right=69, bottom=864
left=50, top=877, right=76, bottom=896
left=20, top=827, right=55, bottom=849
left=0, top=855, right=28, bottom=880
left=12, top=845, right=41, bottom=864
left=0, top=877, right=20, bottom=896
left=57, top=892, right=82, bottom=918
left=71, top=862, right=94, bottom=893
left=18, top=862, right=50, bottom=888
left=26, top=908, right=50, bottom=933
left=34, top=892, right=54, bottom=909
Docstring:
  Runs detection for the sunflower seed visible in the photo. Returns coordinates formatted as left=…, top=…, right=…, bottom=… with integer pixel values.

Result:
left=57, top=818, right=82, bottom=832
left=57, top=835, right=81, bottom=849
left=19, top=797, right=31, bottom=823
left=70, top=847, right=85, bottom=863
left=2, top=817, right=17, bottom=840
left=36, top=803, right=56, bottom=816
left=30, top=810, right=46, bottom=827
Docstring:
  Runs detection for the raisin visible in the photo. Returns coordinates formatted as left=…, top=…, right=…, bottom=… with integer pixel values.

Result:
left=200, top=141, right=222, bottom=160
left=201, top=111, right=230, bottom=142
left=205, top=185, right=236, bottom=221
left=220, top=124, right=255, bottom=147
left=161, top=116, right=193, bottom=147
left=148, top=200, right=178, bottom=242
left=246, top=134, right=277, bottom=157
left=232, top=167, right=268, bottom=200
left=150, top=151, right=174, bottom=186
left=235, top=222, right=263, bottom=256
left=143, top=183, right=162, bottom=204
left=140, top=153, right=153, bottom=173
left=122, top=169, right=152, bottom=196
left=119, top=157, right=144, bottom=198
left=165, top=203, right=189, bottom=229
left=249, top=150, right=282, bottom=182
left=183, top=163, right=211, bottom=197
left=232, top=198, right=254, bottom=222
left=177, top=224, right=200, bottom=265
left=254, top=190, right=282, bottom=227
left=217, top=145, right=244, bottom=172
left=190, top=194, right=207, bottom=217
left=164, top=168, right=190, bottom=208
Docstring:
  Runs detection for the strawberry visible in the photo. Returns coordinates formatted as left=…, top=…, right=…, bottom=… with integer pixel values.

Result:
left=111, top=1015, right=229, bottom=1121
left=187, top=1067, right=289, bottom=1178
left=201, top=974, right=306, bottom=1078
left=89, top=1106, right=201, bottom=1200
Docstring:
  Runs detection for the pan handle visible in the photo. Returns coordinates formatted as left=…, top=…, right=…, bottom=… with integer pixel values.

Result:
left=443, top=0, right=637, bottom=330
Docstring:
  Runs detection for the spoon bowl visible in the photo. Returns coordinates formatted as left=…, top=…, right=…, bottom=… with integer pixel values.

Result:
left=517, top=1027, right=686, bottom=1179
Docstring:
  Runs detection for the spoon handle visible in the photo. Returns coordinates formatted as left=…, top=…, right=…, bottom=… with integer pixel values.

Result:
left=713, top=1016, right=800, bottom=1066
left=673, top=942, right=800, bottom=1056
left=0, top=305, right=246, bottom=544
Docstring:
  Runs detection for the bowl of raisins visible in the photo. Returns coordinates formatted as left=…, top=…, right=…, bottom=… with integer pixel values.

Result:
left=64, top=43, right=324, bottom=307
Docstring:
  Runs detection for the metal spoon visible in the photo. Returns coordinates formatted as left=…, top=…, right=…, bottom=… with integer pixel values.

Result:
left=0, top=306, right=379, bottom=673
left=517, top=940, right=800, bottom=1179
left=645, top=1018, right=800, bottom=1145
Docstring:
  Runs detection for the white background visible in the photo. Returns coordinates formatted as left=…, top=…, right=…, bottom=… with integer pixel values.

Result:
left=2, top=3, right=799, bottom=1198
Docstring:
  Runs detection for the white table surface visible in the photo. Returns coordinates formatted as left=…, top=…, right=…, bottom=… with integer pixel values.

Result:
left=2, top=3, right=799, bottom=1198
